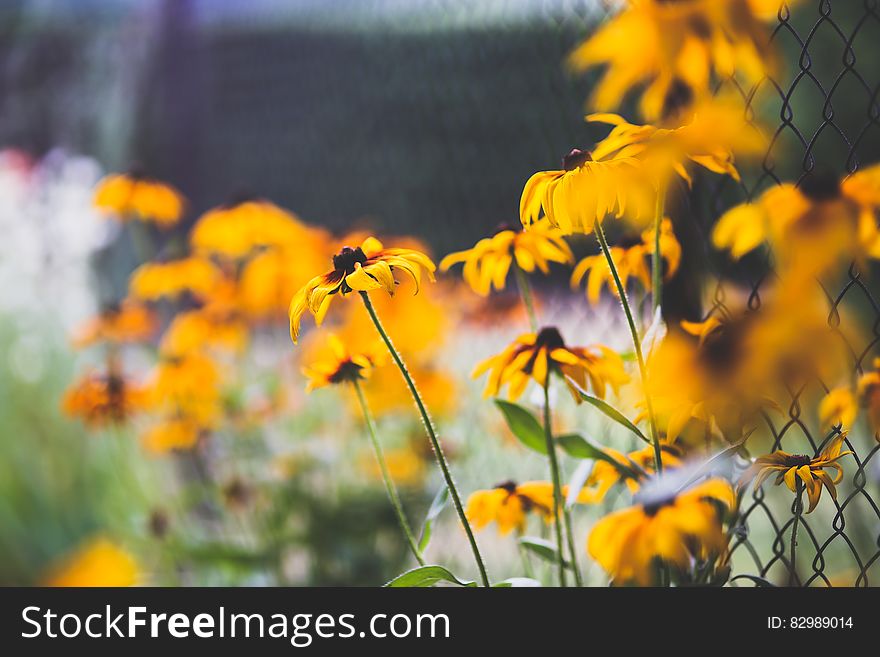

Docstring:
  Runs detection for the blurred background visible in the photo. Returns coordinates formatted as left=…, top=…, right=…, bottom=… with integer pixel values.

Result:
left=2, top=0, right=880, bottom=586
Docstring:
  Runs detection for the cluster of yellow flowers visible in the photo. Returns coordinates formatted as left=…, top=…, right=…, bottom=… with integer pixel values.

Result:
left=58, top=0, right=874, bottom=588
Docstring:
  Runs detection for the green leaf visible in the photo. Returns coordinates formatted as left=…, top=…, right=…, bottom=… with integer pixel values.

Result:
left=418, top=486, right=450, bottom=552
left=493, top=577, right=542, bottom=587
left=556, top=433, right=643, bottom=480
left=385, top=565, right=477, bottom=588
left=568, top=383, right=650, bottom=444
left=494, top=399, right=548, bottom=455
left=518, top=537, right=570, bottom=569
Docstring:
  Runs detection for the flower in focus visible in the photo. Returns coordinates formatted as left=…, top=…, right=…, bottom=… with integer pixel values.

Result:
left=72, top=300, right=157, bottom=348
left=466, top=480, right=591, bottom=534
left=190, top=196, right=317, bottom=259
left=580, top=443, right=683, bottom=502
left=712, top=166, right=880, bottom=274
left=739, top=434, right=852, bottom=512
left=141, top=418, right=201, bottom=454
left=302, top=334, right=384, bottom=391
left=568, top=0, right=782, bottom=121
left=439, top=219, right=573, bottom=295
left=288, top=237, right=436, bottom=343
left=521, top=113, right=743, bottom=233
left=43, top=538, right=140, bottom=587
left=571, top=218, right=681, bottom=303
left=588, top=478, right=735, bottom=585
left=473, top=326, right=628, bottom=402
left=62, top=371, right=148, bottom=427
left=94, top=170, right=185, bottom=227
left=129, top=256, right=221, bottom=301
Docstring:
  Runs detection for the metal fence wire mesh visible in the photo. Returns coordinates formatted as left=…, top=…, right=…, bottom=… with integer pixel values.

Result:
left=695, top=0, right=880, bottom=587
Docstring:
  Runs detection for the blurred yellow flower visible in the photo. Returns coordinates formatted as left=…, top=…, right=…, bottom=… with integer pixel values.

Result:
left=568, top=0, right=782, bottom=121
left=302, top=334, right=382, bottom=391
left=467, top=480, right=591, bottom=535
left=141, top=418, right=201, bottom=454
left=94, top=170, right=185, bottom=227
left=362, top=446, right=426, bottom=487
left=571, top=218, right=681, bottom=303
left=190, top=197, right=317, bottom=259
left=439, top=220, right=573, bottom=295
left=712, top=166, right=880, bottom=273
left=129, top=256, right=221, bottom=301
left=43, top=538, right=140, bottom=587
left=160, top=308, right=248, bottom=358
left=473, top=326, right=628, bottom=402
left=143, top=353, right=223, bottom=428
left=521, top=113, right=742, bottom=233
left=819, top=387, right=858, bottom=430
left=581, top=443, right=683, bottom=502
left=739, top=434, right=852, bottom=512
left=62, top=371, right=148, bottom=427
left=72, top=300, right=157, bottom=348
left=857, top=362, right=880, bottom=433
left=363, top=362, right=458, bottom=418
left=288, top=237, right=436, bottom=343
left=588, top=478, right=735, bottom=585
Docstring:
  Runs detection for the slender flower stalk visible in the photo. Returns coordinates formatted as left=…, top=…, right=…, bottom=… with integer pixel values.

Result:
left=789, top=479, right=803, bottom=587
left=513, top=262, right=538, bottom=331
left=359, top=292, right=491, bottom=587
left=352, top=378, right=425, bottom=566
left=541, top=380, right=568, bottom=586
left=594, top=220, right=663, bottom=474
left=651, top=183, right=667, bottom=314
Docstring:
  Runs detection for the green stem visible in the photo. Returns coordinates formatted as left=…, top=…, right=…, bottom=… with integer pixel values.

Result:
left=359, top=291, right=490, bottom=587
left=513, top=262, right=538, bottom=331
left=563, top=508, right=583, bottom=587
left=651, top=182, right=667, bottom=315
left=352, top=378, right=425, bottom=566
left=542, top=379, right=568, bottom=587
left=594, top=220, right=663, bottom=475
left=789, top=480, right=803, bottom=587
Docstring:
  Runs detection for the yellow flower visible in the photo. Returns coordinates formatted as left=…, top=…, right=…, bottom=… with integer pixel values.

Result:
left=362, top=361, right=458, bottom=418
left=739, top=434, right=852, bottom=512
left=302, top=334, right=383, bottom=391
left=581, top=443, right=683, bottom=502
left=439, top=220, right=573, bottom=295
left=190, top=196, right=315, bottom=259
left=72, top=300, right=157, bottom=348
left=466, top=480, right=591, bottom=535
left=43, top=538, right=140, bottom=587
left=473, top=326, right=629, bottom=402
left=521, top=113, right=740, bottom=233
left=62, top=371, right=147, bottom=427
left=129, top=256, right=221, bottom=301
left=143, top=353, right=223, bottom=428
left=141, top=418, right=201, bottom=454
left=857, top=361, right=880, bottom=433
left=93, top=170, right=185, bottom=227
left=288, top=237, right=436, bottom=343
left=571, top=218, right=681, bottom=303
left=712, top=166, right=880, bottom=273
left=588, top=478, right=735, bottom=586
left=362, top=447, right=426, bottom=487
left=568, top=0, right=782, bottom=121
left=819, top=387, right=858, bottom=430
left=160, top=308, right=248, bottom=358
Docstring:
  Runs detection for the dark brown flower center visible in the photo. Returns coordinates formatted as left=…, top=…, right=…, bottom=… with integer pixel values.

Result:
left=495, top=480, right=518, bottom=494
left=328, top=359, right=366, bottom=384
left=661, top=78, right=695, bottom=120
left=332, top=246, right=368, bottom=274
left=799, top=171, right=841, bottom=202
left=534, top=326, right=566, bottom=351
left=562, top=148, right=592, bottom=171
left=785, top=454, right=813, bottom=467
left=639, top=492, right=678, bottom=517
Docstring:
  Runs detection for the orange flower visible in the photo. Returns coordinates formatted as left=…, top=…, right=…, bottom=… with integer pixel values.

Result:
left=129, top=257, right=221, bottom=301
left=62, top=371, right=148, bottom=427
left=43, top=538, right=140, bottom=587
left=93, top=170, right=184, bottom=226
left=72, top=300, right=157, bottom=348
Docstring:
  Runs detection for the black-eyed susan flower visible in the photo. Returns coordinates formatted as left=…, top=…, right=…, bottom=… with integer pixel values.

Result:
left=568, top=0, right=782, bottom=121
left=520, top=113, right=743, bottom=233
left=739, top=434, right=852, bottom=513
left=571, top=218, right=681, bottom=303
left=439, top=219, right=573, bottom=295
left=473, top=326, right=629, bottom=402
left=42, top=538, right=140, bottom=587
left=288, top=237, right=436, bottom=343
left=190, top=196, right=320, bottom=259
left=93, top=170, right=185, bottom=227
left=588, top=478, right=736, bottom=586
left=466, top=480, right=591, bottom=535
left=302, top=334, right=384, bottom=391
left=72, top=300, right=157, bottom=348
left=129, top=256, right=221, bottom=301
left=712, top=166, right=880, bottom=274
left=62, top=371, right=148, bottom=427
left=580, top=443, right=683, bottom=502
